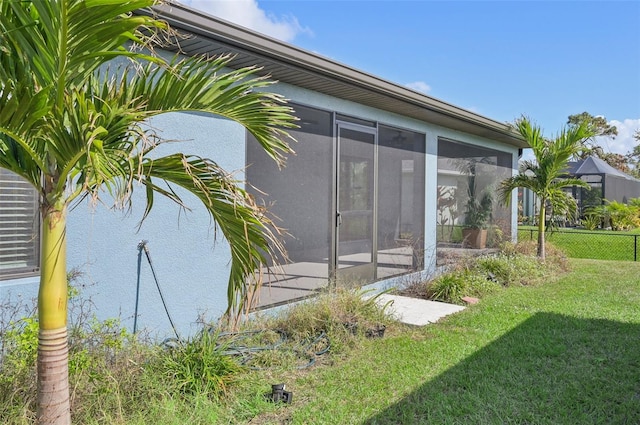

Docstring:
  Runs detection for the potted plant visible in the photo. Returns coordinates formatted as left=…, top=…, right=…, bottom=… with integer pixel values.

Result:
left=462, top=173, right=493, bottom=249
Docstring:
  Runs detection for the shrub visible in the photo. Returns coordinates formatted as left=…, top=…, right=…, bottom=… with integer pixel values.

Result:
left=426, top=268, right=501, bottom=304
left=0, top=316, right=38, bottom=422
left=154, top=331, right=243, bottom=398
left=0, top=300, right=146, bottom=423
left=269, top=288, right=394, bottom=354
left=582, top=213, right=601, bottom=230
left=604, top=200, right=639, bottom=230
left=418, top=241, right=570, bottom=305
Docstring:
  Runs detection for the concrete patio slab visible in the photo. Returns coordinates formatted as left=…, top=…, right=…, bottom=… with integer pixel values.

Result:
left=375, top=294, right=466, bottom=326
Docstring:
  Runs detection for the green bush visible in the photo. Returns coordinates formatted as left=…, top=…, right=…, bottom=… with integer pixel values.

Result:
left=0, top=316, right=38, bottom=422
left=427, top=272, right=467, bottom=302
left=426, top=268, right=501, bottom=304
left=603, top=200, right=636, bottom=230
left=582, top=212, right=601, bottom=230
left=420, top=241, right=568, bottom=305
left=475, top=253, right=545, bottom=287
left=0, top=308, right=144, bottom=423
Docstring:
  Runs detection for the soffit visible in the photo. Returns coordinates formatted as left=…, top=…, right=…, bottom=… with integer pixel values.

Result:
left=143, top=3, right=528, bottom=149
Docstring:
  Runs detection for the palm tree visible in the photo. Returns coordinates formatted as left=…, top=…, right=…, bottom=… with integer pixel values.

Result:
left=0, top=1, right=296, bottom=423
left=500, top=117, right=593, bottom=260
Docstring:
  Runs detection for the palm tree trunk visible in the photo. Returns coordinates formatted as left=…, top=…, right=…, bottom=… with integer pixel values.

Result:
left=37, top=209, right=71, bottom=425
left=537, top=199, right=546, bottom=261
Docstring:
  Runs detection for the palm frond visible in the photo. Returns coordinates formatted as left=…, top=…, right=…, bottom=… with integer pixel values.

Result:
left=136, top=153, right=286, bottom=316
left=548, top=177, right=588, bottom=192
left=0, top=0, right=165, bottom=109
left=499, top=173, right=538, bottom=203
left=517, top=159, right=538, bottom=173
left=120, top=56, right=298, bottom=165
left=0, top=133, right=44, bottom=189
left=515, top=116, right=545, bottom=154
left=546, top=189, right=579, bottom=221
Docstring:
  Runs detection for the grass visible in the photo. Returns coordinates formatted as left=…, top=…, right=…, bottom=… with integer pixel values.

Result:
left=518, top=226, right=640, bottom=261
left=245, top=258, right=640, bottom=424
left=3, top=256, right=640, bottom=424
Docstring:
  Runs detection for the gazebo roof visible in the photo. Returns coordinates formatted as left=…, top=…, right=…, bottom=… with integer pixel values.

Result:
left=569, top=156, right=640, bottom=182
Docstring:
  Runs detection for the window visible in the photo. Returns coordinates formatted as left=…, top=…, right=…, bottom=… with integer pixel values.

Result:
left=0, top=169, right=40, bottom=279
left=436, top=138, right=513, bottom=252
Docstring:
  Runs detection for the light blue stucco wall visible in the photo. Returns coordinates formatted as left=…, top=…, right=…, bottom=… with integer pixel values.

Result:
left=1, top=72, right=519, bottom=339
left=70, top=112, right=245, bottom=338
left=1, top=112, right=246, bottom=338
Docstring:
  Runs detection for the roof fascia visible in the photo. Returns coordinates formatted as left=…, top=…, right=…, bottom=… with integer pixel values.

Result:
left=140, top=3, right=527, bottom=149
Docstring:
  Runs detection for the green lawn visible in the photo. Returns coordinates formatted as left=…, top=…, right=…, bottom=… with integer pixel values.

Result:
left=518, top=226, right=640, bottom=261
left=253, top=259, right=640, bottom=424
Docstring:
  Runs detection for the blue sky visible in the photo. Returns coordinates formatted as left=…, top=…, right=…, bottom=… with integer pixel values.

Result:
left=184, top=0, right=640, bottom=156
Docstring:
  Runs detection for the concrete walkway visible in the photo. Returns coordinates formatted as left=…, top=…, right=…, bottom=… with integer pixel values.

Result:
left=375, top=294, right=466, bottom=326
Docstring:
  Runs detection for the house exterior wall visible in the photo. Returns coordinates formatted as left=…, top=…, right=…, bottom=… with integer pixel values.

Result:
left=2, top=112, right=246, bottom=338
left=1, top=69, right=519, bottom=339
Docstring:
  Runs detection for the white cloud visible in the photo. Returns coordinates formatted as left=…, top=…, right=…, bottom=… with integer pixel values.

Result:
left=183, top=0, right=312, bottom=42
left=465, top=106, right=480, bottom=114
left=595, top=118, right=640, bottom=155
left=405, top=81, right=431, bottom=94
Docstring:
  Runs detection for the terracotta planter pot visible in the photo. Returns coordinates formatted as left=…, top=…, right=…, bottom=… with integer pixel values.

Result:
left=462, top=228, right=487, bottom=249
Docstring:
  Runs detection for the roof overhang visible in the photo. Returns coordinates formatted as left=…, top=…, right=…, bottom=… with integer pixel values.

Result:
left=140, top=3, right=528, bottom=149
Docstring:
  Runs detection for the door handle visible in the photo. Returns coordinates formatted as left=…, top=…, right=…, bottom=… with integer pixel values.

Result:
left=336, top=211, right=342, bottom=226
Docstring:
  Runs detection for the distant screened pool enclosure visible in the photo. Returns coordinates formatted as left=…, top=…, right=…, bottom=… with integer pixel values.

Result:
left=436, top=138, right=513, bottom=253
left=247, top=103, right=426, bottom=308
left=520, top=156, right=640, bottom=223
left=568, top=156, right=640, bottom=214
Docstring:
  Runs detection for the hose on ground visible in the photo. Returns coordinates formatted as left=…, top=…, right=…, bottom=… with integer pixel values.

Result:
left=161, top=328, right=331, bottom=370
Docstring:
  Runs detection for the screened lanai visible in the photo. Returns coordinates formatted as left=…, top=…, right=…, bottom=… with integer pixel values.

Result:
left=246, top=103, right=426, bottom=308
left=436, top=138, right=513, bottom=261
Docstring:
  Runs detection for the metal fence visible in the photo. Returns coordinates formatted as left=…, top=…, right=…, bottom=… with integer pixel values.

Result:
left=517, top=228, right=639, bottom=262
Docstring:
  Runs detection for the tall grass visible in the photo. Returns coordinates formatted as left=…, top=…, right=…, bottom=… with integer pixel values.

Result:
left=0, top=284, right=396, bottom=424
left=155, top=331, right=244, bottom=397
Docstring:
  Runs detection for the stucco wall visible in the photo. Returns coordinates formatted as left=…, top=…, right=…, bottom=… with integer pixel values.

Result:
left=1, top=112, right=246, bottom=338
left=1, top=75, right=519, bottom=339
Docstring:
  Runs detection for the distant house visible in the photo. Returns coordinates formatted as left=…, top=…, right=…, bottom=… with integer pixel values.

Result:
left=0, top=3, right=525, bottom=337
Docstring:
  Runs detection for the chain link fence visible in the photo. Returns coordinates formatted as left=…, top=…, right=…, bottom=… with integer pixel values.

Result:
left=517, top=228, right=639, bottom=262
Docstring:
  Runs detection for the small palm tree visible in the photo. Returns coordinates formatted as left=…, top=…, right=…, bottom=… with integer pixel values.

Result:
left=500, top=117, right=594, bottom=260
left=0, top=1, right=296, bottom=423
